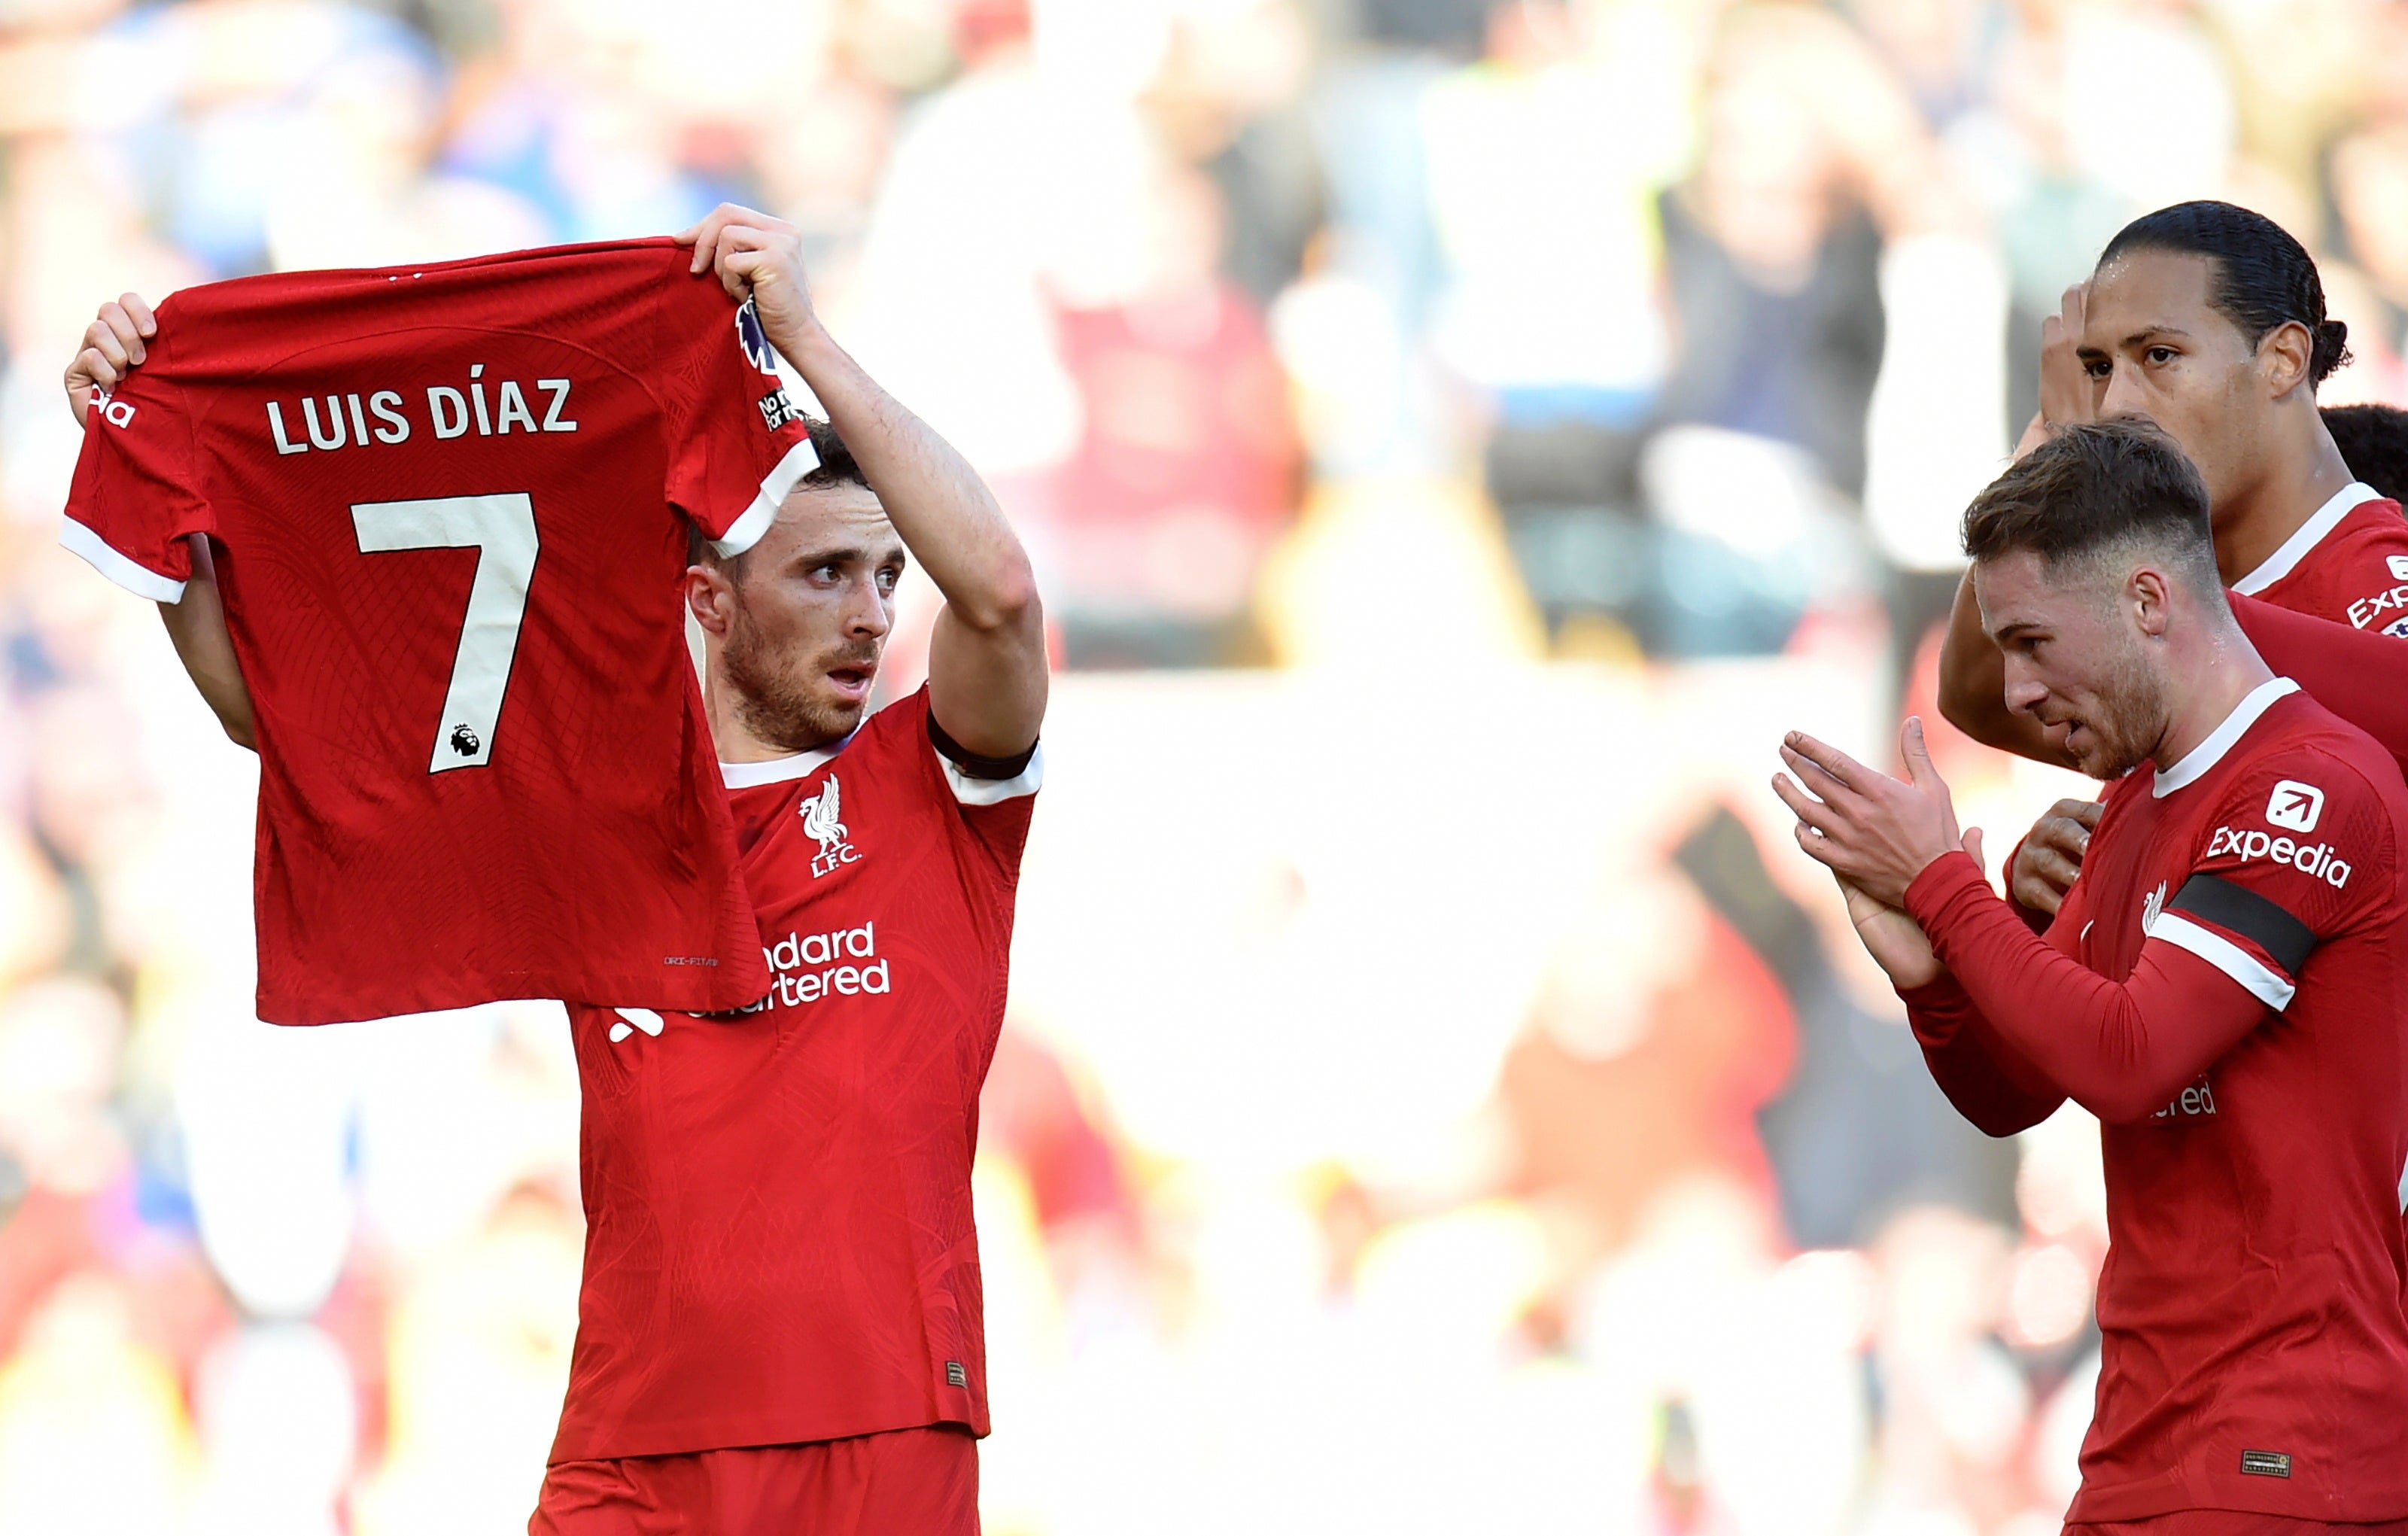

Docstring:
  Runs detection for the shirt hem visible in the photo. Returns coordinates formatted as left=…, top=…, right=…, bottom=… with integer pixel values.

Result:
left=548, top=1406, right=989, bottom=1467
left=255, top=966, right=771, bottom=1026
left=2067, top=1486, right=2408, bottom=1525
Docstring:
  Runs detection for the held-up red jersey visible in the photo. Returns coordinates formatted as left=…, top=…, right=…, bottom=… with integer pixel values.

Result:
left=552, top=689, right=1040, bottom=1462
left=60, top=239, right=816, bottom=1023
left=1902, top=680, right=2408, bottom=1523
left=2230, top=482, right=2408, bottom=633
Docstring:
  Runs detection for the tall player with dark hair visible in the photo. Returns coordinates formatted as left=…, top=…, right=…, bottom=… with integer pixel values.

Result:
left=1934, top=202, right=2408, bottom=920
left=69, top=206, right=1047, bottom=1532
left=1781, top=419, right=2408, bottom=1534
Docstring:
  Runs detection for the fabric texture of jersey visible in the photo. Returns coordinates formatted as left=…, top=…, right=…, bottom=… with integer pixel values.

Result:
left=1908, top=683, right=2408, bottom=1523
left=552, top=687, right=1039, bottom=1463
left=531, top=1425, right=977, bottom=1536
left=61, top=239, right=814, bottom=1023
left=2229, top=482, right=2408, bottom=634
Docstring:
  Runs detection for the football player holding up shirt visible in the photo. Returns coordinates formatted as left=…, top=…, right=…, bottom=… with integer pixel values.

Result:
left=1777, top=421, right=2408, bottom=1534
left=1931, top=202, right=2408, bottom=923
left=531, top=205, right=1046, bottom=1534
left=74, top=207, right=1047, bottom=1532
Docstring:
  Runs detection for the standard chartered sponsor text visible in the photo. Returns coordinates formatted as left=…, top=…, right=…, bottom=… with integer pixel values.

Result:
left=742, top=920, right=889, bottom=1012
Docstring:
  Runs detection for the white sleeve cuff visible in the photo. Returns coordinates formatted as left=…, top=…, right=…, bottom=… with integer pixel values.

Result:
left=939, top=741, right=1044, bottom=805
left=59, top=516, right=187, bottom=603
left=710, top=437, right=822, bottom=558
left=2148, top=911, right=2297, bottom=1011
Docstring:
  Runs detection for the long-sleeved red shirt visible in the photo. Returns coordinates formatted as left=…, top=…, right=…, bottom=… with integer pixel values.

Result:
left=1901, top=680, right=2408, bottom=1524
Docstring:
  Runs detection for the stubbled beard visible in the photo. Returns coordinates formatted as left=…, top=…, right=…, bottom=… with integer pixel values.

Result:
left=722, top=599, right=879, bottom=753
left=2069, top=637, right=2166, bottom=780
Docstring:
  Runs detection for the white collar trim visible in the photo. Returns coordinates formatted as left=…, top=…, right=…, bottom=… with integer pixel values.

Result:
left=2230, top=481, right=2384, bottom=595
left=2153, top=676, right=2299, bottom=796
left=719, top=734, right=854, bottom=789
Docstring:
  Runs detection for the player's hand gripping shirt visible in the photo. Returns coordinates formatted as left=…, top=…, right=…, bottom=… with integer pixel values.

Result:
left=61, top=239, right=813, bottom=1023
left=552, top=688, right=1040, bottom=1462
left=1901, top=681, right=2408, bottom=1523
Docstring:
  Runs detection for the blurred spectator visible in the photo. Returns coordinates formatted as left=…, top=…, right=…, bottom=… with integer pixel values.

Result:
left=1045, top=163, right=1303, bottom=666
left=1655, top=34, right=1885, bottom=503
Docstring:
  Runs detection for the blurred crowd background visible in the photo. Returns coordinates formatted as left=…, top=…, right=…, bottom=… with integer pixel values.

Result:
left=3, top=0, right=2406, bottom=1531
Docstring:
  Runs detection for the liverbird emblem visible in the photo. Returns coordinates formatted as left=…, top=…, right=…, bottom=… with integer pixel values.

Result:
left=2142, top=880, right=2167, bottom=932
left=801, top=775, right=848, bottom=858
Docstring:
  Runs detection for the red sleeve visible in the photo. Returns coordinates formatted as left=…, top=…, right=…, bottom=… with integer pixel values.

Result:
left=1899, top=972, right=2067, bottom=1136
left=2234, top=593, right=2408, bottom=780
left=59, top=324, right=210, bottom=602
left=1904, top=853, right=2272, bottom=1122
left=655, top=265, right=819, bottom=556
left=1908, top=747, right=2394, bottom=1124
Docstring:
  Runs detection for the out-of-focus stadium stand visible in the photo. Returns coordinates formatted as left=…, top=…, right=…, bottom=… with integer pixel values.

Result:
left=3, top=0, right=2403, bottom=1531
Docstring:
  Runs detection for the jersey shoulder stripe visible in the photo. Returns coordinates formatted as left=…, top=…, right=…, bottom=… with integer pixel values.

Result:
left=2146, top=910, right=2297, bottom=1011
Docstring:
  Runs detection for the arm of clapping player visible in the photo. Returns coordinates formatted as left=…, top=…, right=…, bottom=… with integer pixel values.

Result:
left=1821, top=812, right=2068, bottom=1135
left=1777, top=722, right=2274, bottom=1124
left=678, top=205, right=1047, bottom=761
left=65, top=295, right=256, bottom=750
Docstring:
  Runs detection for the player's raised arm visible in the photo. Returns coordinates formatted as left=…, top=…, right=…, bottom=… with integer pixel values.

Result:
left=680, top=205, right=1046, bottom=759
left=63, top=294, right=256, bottom=750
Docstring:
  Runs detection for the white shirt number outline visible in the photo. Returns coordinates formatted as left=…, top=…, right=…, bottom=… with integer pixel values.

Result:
left=350, top=493, right=540, bottom=774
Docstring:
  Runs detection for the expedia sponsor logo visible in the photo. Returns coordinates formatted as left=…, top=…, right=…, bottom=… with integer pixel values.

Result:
left=2348, top=584, right=2408, bottom=629
left=2204, top=825, right=2352, bottom=887
left=737, top=922, right=891, bottom=1013
left=92, top=388, right=136, bottom=428
left=2265, top=780, right=2324, bottom=833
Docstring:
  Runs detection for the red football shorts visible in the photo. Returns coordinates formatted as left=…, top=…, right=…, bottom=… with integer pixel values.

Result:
left=2066, top=1516, right=2408, bottom=1534
left=530, top=1425, right=977, bottom=1536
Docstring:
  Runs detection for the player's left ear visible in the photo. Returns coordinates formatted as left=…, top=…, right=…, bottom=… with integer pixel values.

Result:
left=2258, top=318, right=2314, bottom=400
left=2128, top=566, right=2175, bottom=639
left=685, top=564, right=736, bottom=637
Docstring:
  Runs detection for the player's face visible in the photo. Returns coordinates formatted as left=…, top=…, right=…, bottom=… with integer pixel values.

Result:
left=722, top=482, right=905, bottom=751
left=2078, top=251, right=2266, bottom=520
left=1977, top=549, right=2169, bottom=779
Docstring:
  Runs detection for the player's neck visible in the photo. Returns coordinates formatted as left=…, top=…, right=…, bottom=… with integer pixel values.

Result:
left=2212, top=415, right=2358, bottom=582
left=2151, top=622, right=2278, bottom=774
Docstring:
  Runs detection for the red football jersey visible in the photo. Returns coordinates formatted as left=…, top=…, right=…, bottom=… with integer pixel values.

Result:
left=60, top=239, right=815, bottom=1024
left=2230, top=482, right=2408, bottom=634
left=1926, top=681, right=2408, bottom=1522
left=551, top=688, right=1039, bottom=1462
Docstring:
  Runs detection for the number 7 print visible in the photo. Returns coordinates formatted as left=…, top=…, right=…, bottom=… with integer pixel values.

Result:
left=351, top=493, right=540, bottom=773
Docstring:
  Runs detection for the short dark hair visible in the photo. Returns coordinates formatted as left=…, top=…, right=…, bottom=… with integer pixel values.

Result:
left=2099, top=200, right=2351, bottom=387
left=2321, top=403, right=2408, bottom=503
left=1962, top=418, right=2220, bottom=595
left=688, top=414, right=871, bottom=568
